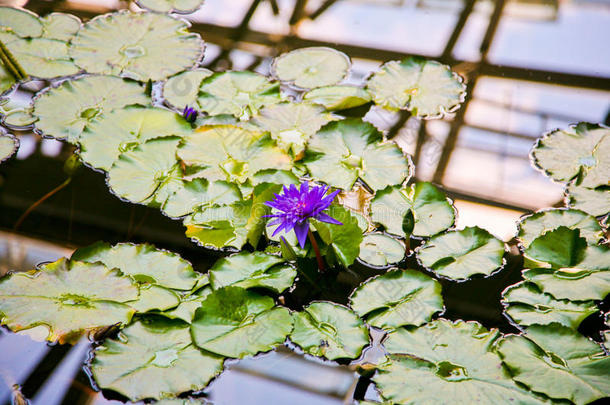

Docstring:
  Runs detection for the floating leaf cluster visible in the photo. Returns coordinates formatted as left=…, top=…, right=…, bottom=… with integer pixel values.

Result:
left=0, top=3, right=608, bottom=404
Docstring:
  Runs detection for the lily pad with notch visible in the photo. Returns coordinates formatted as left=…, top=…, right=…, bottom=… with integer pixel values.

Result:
left=304, top=118, right=411, bottom=191
left=366, top=57, right=466, bottom=119
left=370, top=182, right=455, bottom=238
left=90, top=317, right=224, bottom=401
left=349, top=269, right=443, bottom=330
left=416, top=226, right=505, bottom=281
left=566, top=183, right=610, bottom=218
left=136, top=0, right=205, bottom=14
left=358, top=233, right=405, bottom=267
left=33, top=75, right=150, bottom=143
left=0, top=132, right=18, bottom=163
left=289, top=301, right=369, bottom=361
left=376, top=319, right=549, bottom=404
left=522, top=267, right=610, bottom=301
left=303, top=85, right=372, bottom=111
left=162, top=68, right=213, bottom=110
left=162, top=178, right=242, bottom=218
left=0, top=258, right=138, bottom=344
left=70, top=10, right=204, bottom=81
left=498, top=324, right=610, bottom=404
left=190, top=286, right=293, bottom=358
left=272, top=47, right=351, bottom=89
left=502, top=281, right=598, bottom=329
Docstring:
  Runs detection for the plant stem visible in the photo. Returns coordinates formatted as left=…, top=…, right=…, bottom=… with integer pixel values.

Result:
left=308, top=228, right=325, bottom=272
left=13, top=178, right=71, bottom=231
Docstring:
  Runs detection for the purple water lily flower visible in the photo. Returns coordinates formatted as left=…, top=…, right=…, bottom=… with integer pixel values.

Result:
left=182, top=106, right=198, bottom=123
left=265, top=183, right=342, bottom=248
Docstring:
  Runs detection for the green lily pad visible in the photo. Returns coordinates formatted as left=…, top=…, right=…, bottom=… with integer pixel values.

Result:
left=196, top=71, right=281, bottom=119
left=0, top=63, right=16, bottom=95
left=358, top=233, right=405, bottom=267
left=177, top=125, right=292, bottom=185
left=163, top=68, right=213, bottom=110
left=162, top=178, right=242, bottom=218
left=498, top=324, right=610, bottom=404
left=70, top=11, right=204, bottom=81
left=90, top=318, right=224, bottom=401
left=272, top=47, right=350, bottom=89
left=0, top=258, right=137, bottom=344
left=136, top=0, right=205, bottom=14
left=72, top=242, right=199, bottom=290
left=33, top=75, right=150, bottom=143
left=522, top=268, right=610, bottom=301
left=290, top=301, right=369, bottom=360
left=502, top=281, right=597, bottom=329
left=129, top=284, right=180, bottom=313
left=107, top=136, right=183, bottom=205
left=312, top=205, right=363, bottom=267
left=0, top=6, right=43, bottom=38
left=376, top=319, right=548, bottom=404
left=0, top=32, right=80, bottom=79
left=303, top=85, right=372, bottom=111
left=40, top=12, right=81, bottom=41
left=191, top=286, right=293, bottom=358
left=184, top=200, right=252, bottom=250
left=366, top=57, right=465, bottom=118
left=566, top=184, right=610, bottom=217
left=209, top=251, right=296, bottom=294
left=349, top=269, right=443, bottom=330
left=370, top=182, right=455, bottom=238
left=0, top=132, right=18, bottom=163
left=161, top=286, right=212, bottom=323
left=416, top=226, right=505, bottom=280
left=251, top=102, right=334, bottom=155
left=523, top=226, right=590, bottom=269
left=79, top=106, right=192, bottom=171
left=517, top=208, right=603, bottom=248
left=531, top=123, right=609, bottom=186
left=304, top=118, right=411, bottom=191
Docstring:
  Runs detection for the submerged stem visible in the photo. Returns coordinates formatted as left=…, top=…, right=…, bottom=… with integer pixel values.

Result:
left=13, top=178, right=72, bottom=231
left=308, top=228, right=325, bottom=272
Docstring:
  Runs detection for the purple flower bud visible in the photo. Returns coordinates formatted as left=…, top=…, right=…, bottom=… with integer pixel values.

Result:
left=182, top=106, right=198, bottom=123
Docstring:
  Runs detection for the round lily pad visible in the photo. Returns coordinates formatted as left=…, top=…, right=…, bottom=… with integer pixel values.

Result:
left=209, top=251, right=296, bottom=294
left=72, top=241, right=200, bottom=290
left=290, top=301, right=369, bottom=361
left=304, top=118, right=411, bottom=191
left=531, top=123, right=609, bottom=186
left=272, top=47, right=351, bottom=89
left=162, top=178, right=242, bottom=218
left=251, top=102, right=334, bottom=155
left=0, top=6, right=43, bottom=38
left=416, top=226, right=505, bottom=280
left=370, top=182, right=455, bottom=238
left=70, top=11, right=204, bottom=81
left=78, top=106, right=192, bottom=171
left=566, top=184, right=610, bottom=217
left=522, top=268, right=610, bottom=301
left=163, top=68, right=213, bottom=110
left=33, top=75, right=150, bottom=143
left=107, top=136, right=183, bottom=205
left=90, top=318, right=224, bottom=401
left=303, top=85, right=372, bottom=111
left=40, top=12, right=81, bottom=41
left=0, top=132, right=18, bottom=163
left=0, top=258, right=138, bottom=344
left=191, top=286, right=293, bottom=358
left=522, top=226, right=593, bottom=269
left=502, top=281, right=598, bottom=329
left=498, top=324, right=610, bottom=404
left=349, top=269, right=443, bottom=330
left=177, top=125, right=292, bottom=184
left=136, top=0, right=205, bottom=13
left=366, top=57, right=466, bottom=118
left=358, top=233, right=405, bottom=267
left=1, top=32, right=80, bottom=79
left=196, top=71, right=281, bottom=119
left=376, top=319, right=548, bottom=404
left=517, top=208, right=604, bottom=248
